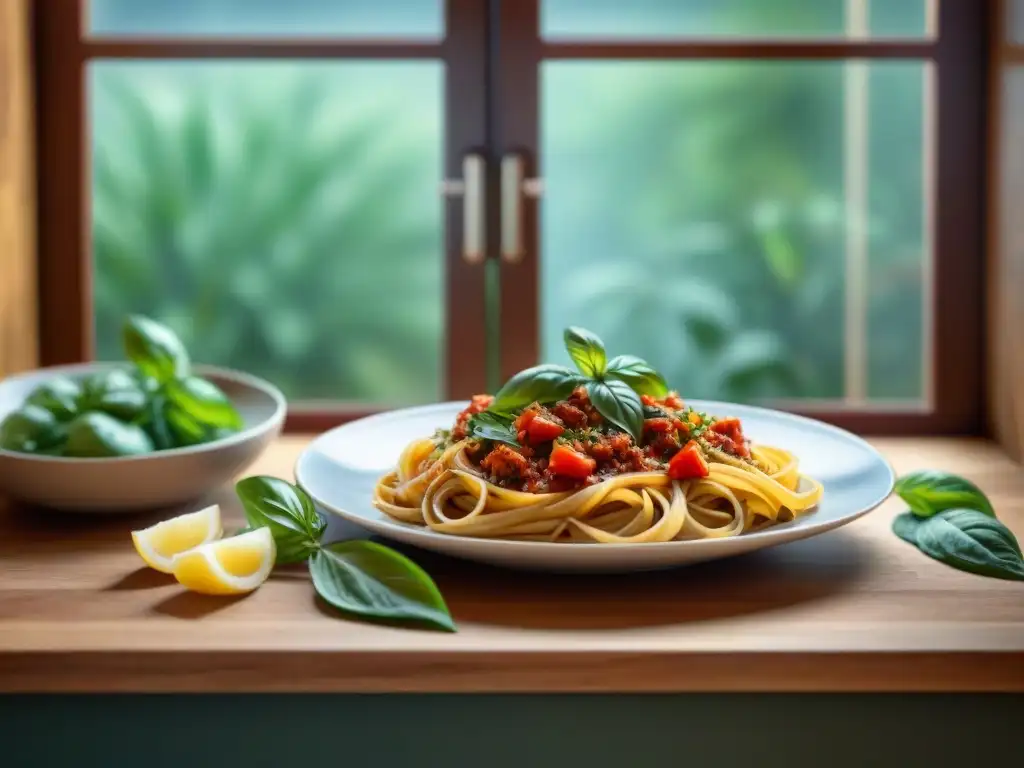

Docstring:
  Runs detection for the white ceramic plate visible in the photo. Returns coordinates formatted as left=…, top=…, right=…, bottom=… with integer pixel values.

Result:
left=295, top=400, right=894, bottom=573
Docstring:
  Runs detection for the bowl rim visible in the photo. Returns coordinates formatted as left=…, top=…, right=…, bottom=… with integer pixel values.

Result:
left=0, top=361, right=286, bottom=463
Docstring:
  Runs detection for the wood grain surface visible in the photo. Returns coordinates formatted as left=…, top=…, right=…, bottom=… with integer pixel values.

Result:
left=0, top=437, right=1022, bottom=693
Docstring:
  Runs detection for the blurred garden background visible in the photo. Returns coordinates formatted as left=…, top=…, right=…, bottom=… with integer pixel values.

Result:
left=89, top=0, right=928, bottom=406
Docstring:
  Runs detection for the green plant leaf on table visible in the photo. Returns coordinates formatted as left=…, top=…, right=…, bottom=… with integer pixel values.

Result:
left=604, top=354, right=669, bottom=398
left=122, top=314, right=190, bottom=383
left=894, top=470, right=995, bottom=519
left=0, top=405, right=66, bottom=454
left=25, top=377, right=82, bottom=422
left=166, top=375, right=243, bottom=430
left=488, top=364, right=582, bottom=415
left=236, top=475, right=326, bottom=564
left=585, top=378, right=644, bottom=442
left=309, top=540, right=455, bottom=632
left=64, top=412, right=154, bottom=457
left=913, top=509, right=1024, bottom=581
left=564, top=326, right=607, bottom=378
left=891, top=512, right=921, bottom=546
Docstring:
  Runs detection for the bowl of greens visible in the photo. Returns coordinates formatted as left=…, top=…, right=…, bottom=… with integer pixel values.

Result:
left=0, top=316, right=286, bottom=512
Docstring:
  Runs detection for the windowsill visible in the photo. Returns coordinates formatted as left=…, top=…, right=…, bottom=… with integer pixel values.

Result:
left=0, top=435, right=1021, bottom=693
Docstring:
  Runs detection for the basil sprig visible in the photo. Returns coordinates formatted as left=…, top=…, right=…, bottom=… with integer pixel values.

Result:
left=488, top=364, right=582, bottom=416
left=467, top=411, right=519, bottom=446
left=892, top=471, right=1024, bottom=581
left=585, top=379, right=643, bottom=441
left=485, top=327, right=668, bottom=442
left=236, top=476, right=456, bottom=631
left=564, top=326, right=607, bottom=378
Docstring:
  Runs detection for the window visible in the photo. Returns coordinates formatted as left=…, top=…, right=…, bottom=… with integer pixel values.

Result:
left=35, top=0, right=985, bottom=434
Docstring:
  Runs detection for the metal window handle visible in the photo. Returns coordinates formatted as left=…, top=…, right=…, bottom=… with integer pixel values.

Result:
left=440, top=153, right=485, bottom=264
left=501, top=154, right=543, bottom=263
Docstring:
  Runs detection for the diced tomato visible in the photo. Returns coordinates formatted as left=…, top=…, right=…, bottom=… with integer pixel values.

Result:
left=641, top=394, right=658, bottom=406
left=548, top=443, right=596, bottom=479
left=526, top=416, right=565, bottom=444
left=711, top=417, right=743, bottom=437
left=667, top=440, right=709, bottom=480
left=643, top=417, right=674, bottom=433
left=664, top=393, right=685, bottom=409
left=514, top=407, right=538, bottom=433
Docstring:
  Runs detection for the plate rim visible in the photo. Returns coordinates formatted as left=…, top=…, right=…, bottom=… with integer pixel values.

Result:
left=294, top=399, right=896, bottom=553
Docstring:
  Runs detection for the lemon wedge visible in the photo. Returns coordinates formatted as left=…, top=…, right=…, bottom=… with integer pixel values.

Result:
left=171, top=527, right=276, bottom=595
left=131, top=505, right=223, bottom=574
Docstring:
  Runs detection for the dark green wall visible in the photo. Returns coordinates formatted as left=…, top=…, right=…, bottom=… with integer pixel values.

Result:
left=1, top=694, right=1020, bottom=767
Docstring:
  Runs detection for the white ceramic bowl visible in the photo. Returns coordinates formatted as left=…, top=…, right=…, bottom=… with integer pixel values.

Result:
left=0, top=363, right=286, bottom=513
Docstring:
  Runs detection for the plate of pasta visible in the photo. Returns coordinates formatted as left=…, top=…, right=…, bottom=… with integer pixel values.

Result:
left=295, top=328, right=894, bottom=572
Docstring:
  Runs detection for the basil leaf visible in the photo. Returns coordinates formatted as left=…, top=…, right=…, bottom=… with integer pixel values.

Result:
left=79, top=369, right=149, bottom=422
left=140, top=393, right=177, bottom=450
left=64, top=412, right=154, bottom=457
left=0, top=405, right=66, bottom=453
left=488, top=364, right=582, bottom=415
left=915, top=509, right=1024, bottom=581
left=894, top=470, right=995, bottom=519
left=564, top=326, right=607, bottom=377
left=605, top=355, right=669, bottom=398
left=25, top=377, right=81, bottom=422
left=467, top=412, right=519, bottom=446
left=123, top=315, right=190, bottom=383
left=166, top=376, right=243, bottom=430
left=892, top=511, right=923, bottom=546
left=309, top=541, right=455, bottom=632
left=235, top=476, right=325, bottom=564
left=164, top=403, right=211, bottom=447
left=586, top=378, right=644, bottom=442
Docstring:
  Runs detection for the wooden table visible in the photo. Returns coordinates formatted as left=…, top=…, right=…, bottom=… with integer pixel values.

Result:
left=1, top=437, right=1022, bottom=693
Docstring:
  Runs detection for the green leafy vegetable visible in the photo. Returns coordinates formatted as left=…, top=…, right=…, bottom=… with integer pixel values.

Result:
left=914, top=509, right=1024, bottom=581
left=467, top=411, right=519, bottom=446
left=585, top=378, right=644, bottom=442
left=64, top=412, right=154, bottom=457
left=894, top=470, right=995, bottom=519
left=564, top=326, right=607, bottom=378
left=891, top=512, right=921, bottom=546
left=140, top=393, right=176, bottom=450
left=123, top=314, right=190, bottom=383
left=488, top=364, right=582, bottom=415
left=309, top=540, right=455, bottom=632
left=25, top=378, right=81, bottom=422
left=164, top=403, right=212, bottom=447
left=166, top=375, right=244, bottom=430
left=0, top=405, right=66, bottom=453
left=605, top=354, right=669, bottom=398
left=80, top=369, right=149, bottom=422
left=236, top=475, right=326, bottom=564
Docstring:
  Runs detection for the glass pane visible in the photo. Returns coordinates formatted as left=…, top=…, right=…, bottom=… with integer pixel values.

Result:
left=540, top=61, right=928, bottom=405
left=88, top=0, right=443, bottom=39
left=542, top=0, right=930, bottom=39
left=1011, top=0, right=1024, bottom=43
left=90, top=61, right=444, bottom=404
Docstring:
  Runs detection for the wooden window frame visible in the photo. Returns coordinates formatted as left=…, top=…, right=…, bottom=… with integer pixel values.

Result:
left=33, top=0, right=490, bottom=432
left=34, top=0, right=987, bottom=436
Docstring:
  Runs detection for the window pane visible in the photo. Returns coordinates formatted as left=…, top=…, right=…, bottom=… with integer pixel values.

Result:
left=88, top=0, right=443, bottom=39
left=1011, top=0, right=1024, bottom=43
left=90, top=61, right=444, bottom=404
left=542, top=0, right=930, bottom=39
left=540, top=61, right=928, bottom=405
